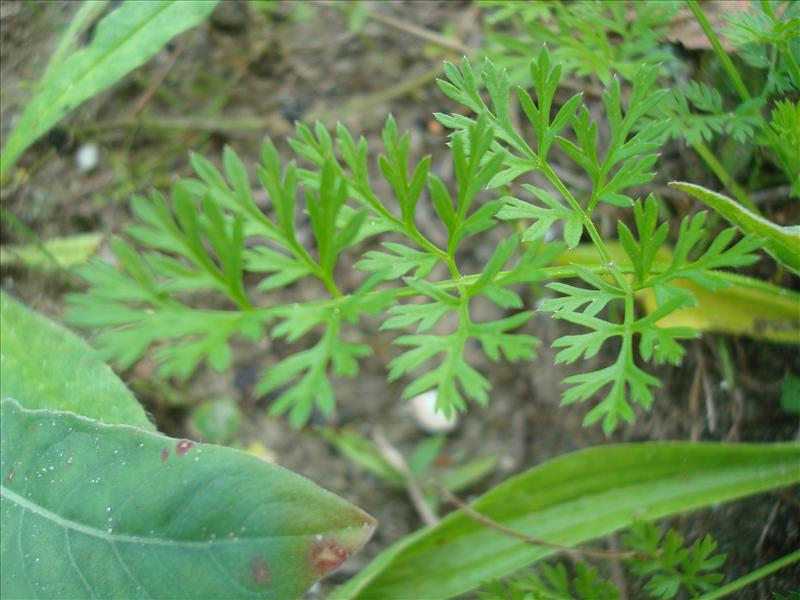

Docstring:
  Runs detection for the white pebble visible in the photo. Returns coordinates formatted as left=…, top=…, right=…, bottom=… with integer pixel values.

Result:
left=409, top=390, right=458, bottom=433
left=75, top=143, right=100, bottom=172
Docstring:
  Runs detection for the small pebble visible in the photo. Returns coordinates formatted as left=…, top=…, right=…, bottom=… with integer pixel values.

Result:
left=75, top=143, right=99, bottom=172
left=409, top=390, right=458, bottom=433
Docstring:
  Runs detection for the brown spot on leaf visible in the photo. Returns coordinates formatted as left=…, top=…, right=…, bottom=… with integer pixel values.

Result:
left=160, top=448, right=169, bottom=462
left=176, top=440, right=194, bottom=455
left=309, top=537, right=351, bottom=576
left=250, top=555, right=271, bottom=585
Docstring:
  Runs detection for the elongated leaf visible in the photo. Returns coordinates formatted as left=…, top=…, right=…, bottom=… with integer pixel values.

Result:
left=0, top=292, right=153, bottom=430
left=638, top=277, right=800, bottom=345
left=0, top=399, right=376, bottom=599
left=669, top=182, right=800, bottom=275
left=332, top=442, right=800, bottom=600
left=0, top=233, right=102, bottom=271
left=554, top=244, right=800, bottom=344
left=1, top=0, right=218, bottom=177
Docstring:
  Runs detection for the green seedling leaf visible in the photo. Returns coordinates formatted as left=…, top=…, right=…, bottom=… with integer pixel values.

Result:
left=332, top=442, right=800, bottom=600
left=191, top=399, right=241, bottom=443
left=437, top=455, right=498, bottom=494
left=408, top=436, right=446, bottom=477
left=780, top=376, right=800, bottom=414
left=0, top=233, right=102, bottom=271
left=0, top=399, right=376, bottom=599
left=318, top=428, right=404, bottom=487
left=0, top=292, right=153, bottom=430
left=669, top=182, right=800, bottom=275
left=1, top=0, right=218, bottom=177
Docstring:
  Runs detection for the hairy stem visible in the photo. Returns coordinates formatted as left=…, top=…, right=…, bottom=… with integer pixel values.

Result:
left=686, top=0, right=751, bottom=102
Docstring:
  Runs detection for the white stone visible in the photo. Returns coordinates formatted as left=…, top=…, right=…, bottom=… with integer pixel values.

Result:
left=409, top=390, right=458, bottom=433
left=75, top=143, right=100, bottom=172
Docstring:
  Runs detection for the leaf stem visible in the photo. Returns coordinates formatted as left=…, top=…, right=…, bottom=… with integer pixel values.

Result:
left=686, top=0, right=751, bottom=102
left=249, top=261, right=800, bottom=318
left=685, top=138, right=759, bottom=213
left=541, top=162, right=613, bottom=265
left=348, top=176, right=450, bottom=266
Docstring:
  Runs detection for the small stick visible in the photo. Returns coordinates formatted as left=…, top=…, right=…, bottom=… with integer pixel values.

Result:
left=126, top=34, right=189, bottom=121
left=431, top=480, right=646, bottom=560
left=689, top=352, right=703, bottom=442
left=372, top=428, right=439, bottom=527
left=365, top=9, right=472, bottom=55
left=756, top=500, right=781, bottom=557
left=607, top=533, right=629, bottom=600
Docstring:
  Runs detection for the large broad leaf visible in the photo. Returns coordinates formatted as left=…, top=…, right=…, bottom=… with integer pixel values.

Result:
left=0, top=398, right=376, bottom=599
left=669, top=181, right=800, bottom=276
left=0, top=292, right=153, bottom=430
left=331, top=442, right=800, bottom=600
left=0, top=0, right=218, bottom=177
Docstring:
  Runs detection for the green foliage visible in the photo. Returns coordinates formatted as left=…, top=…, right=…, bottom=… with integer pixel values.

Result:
left=478, top=0, right=677, bottom=85
left=0, top=232, right=102, bottom=272
left=319, top=428, right=497, bottom=514
left=481, top=0, right=800, bottom=196
left=662, top=81, right=763, bottom=145
left=0, top=0, right=219, bottom=178
left=5, top=6, right=800, bottom=599
left=479, top=521, right=727, bottom=600
left=670, top=181, right=800, bottom=275
left=1, top=399, right=375, bottom=599
left=0, top=292, right=153, bottom=430
left=0, top=298, right=375, bottom=599
left=722, top=1, right=800, bottom=91
left=624, top=522, right=726, bottom=598
left=330, top=442, right=800, bottom=600
left=780, top=375, right=800, bottom=414
left=437, top=52, right=760, bottom=432
left=479, top=562, right=618, bottom=600
left=69, top=48, right=780, bottom=433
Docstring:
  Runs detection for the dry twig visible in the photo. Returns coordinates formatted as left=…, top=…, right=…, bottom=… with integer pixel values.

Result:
left=372, top=428, right=439, bottom=527
left=431, top=480, right=647, bottom=560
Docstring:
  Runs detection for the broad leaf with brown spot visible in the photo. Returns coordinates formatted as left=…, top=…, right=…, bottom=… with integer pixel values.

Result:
left=0, top=399, right=375, bottom=599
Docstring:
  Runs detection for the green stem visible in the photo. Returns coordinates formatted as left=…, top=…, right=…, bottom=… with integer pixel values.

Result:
left=249, top=258, right=800, bottom=317
left=287, top=236, right=341, bottom=298
left=540, top=163, right=613, bottom=265
left=760, top=0, right=800, bottom=87
left=688, top=139, right=760, bottom=214
left=696, top=549, right=800, bottom=599
left=347, top=174, right=450, bottom=266
left=686, top=0, right=751, bottom=102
